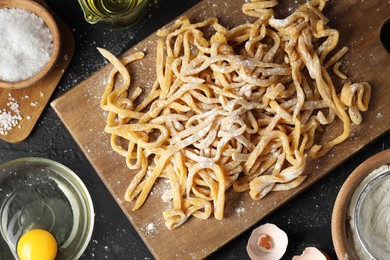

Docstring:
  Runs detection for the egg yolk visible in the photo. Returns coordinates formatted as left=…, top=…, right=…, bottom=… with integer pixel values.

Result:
left=17, top=229, right=57, bottom=260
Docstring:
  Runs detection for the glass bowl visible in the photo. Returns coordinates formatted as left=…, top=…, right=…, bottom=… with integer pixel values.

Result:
left=0, top=157, right=94, bottom=259
left=78, top=0, right=150, bottom=28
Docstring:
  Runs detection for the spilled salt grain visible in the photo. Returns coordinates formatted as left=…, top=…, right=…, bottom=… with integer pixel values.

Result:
left=0, top=8, right=53, bottom=82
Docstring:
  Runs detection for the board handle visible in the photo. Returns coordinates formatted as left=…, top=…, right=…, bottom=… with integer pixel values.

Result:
left=381, top=19, right=390, bottom=54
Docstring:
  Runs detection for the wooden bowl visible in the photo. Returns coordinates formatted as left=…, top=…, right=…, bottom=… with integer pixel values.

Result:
left=0, top=0, right=61, bottom=89
left=331, top=149, right=390, bottom=259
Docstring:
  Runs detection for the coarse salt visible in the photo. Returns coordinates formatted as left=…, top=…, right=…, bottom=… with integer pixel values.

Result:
left=0, top=94, right=22, bottom=135
left=0, top=8, right=53, bottom=82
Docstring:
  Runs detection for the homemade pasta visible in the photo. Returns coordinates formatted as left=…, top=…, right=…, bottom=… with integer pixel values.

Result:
left=99, top=0, right=371, bottom=229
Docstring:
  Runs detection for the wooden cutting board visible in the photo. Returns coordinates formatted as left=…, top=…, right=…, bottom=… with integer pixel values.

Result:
left=51, top=1, right=390, bottom=259
left=0, top=0, right=74, bottom=143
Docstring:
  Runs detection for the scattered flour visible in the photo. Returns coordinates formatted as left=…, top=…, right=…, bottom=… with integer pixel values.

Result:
left=236, top=207, right=246, bottom=216
left=146, top=223, right=156, bottom=235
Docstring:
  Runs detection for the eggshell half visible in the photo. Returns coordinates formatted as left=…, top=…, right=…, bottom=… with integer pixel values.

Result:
left=246, top=223, right=288, bottom=260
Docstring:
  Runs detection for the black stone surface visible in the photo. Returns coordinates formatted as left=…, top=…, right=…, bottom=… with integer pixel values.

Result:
left=0, top=0, right=389, bottom=259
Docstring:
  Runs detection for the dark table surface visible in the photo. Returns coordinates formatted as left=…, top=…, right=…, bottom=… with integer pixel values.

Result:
left=1, top=0, right=389, bottom=259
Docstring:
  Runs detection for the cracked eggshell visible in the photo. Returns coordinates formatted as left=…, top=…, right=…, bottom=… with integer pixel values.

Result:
left=292, top=247, right=330, bottom=260
left=246, top=223, right=288, bottom=260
